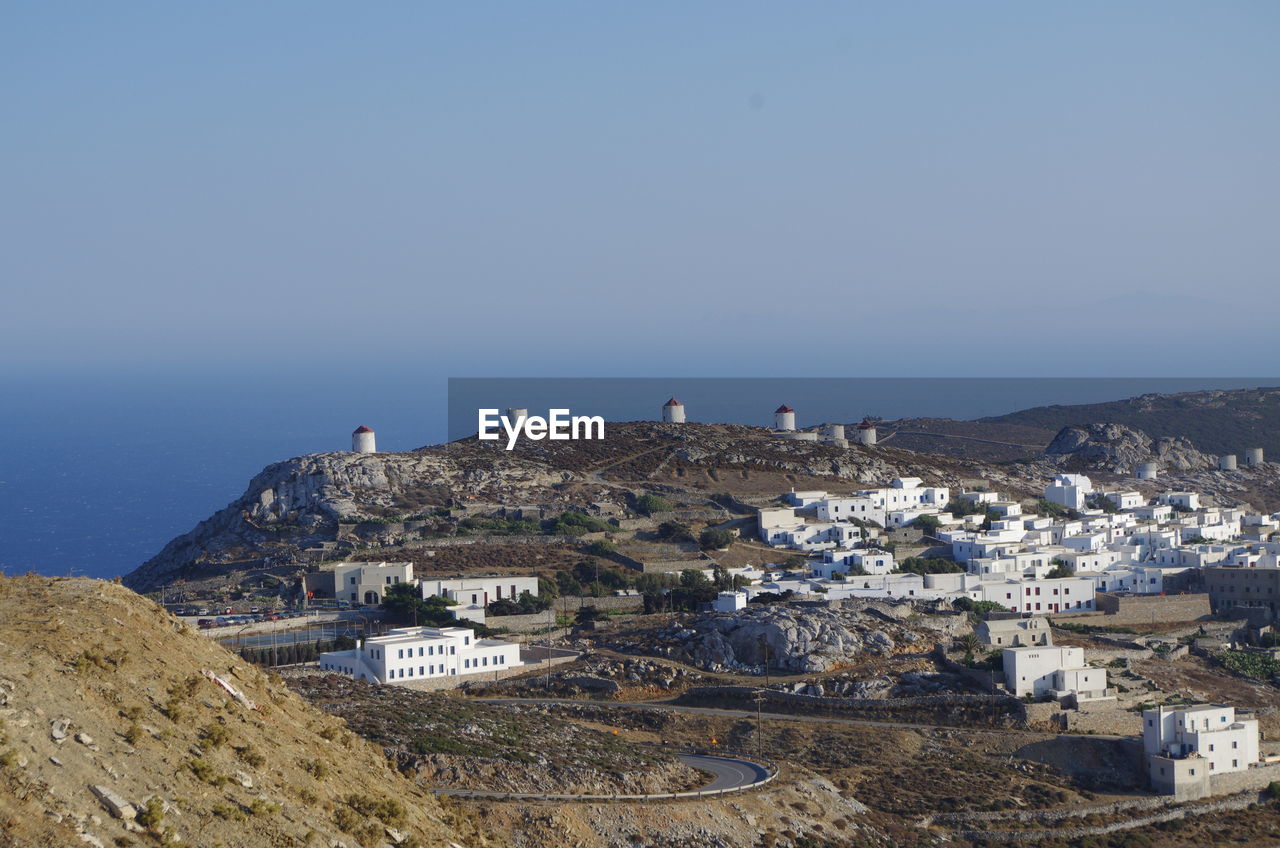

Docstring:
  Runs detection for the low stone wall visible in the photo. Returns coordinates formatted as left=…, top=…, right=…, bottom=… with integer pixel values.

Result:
left=1053, top=593, right=1211, bottom=626
left=678, top=685, right=1018, bottom=714
left=195, top=612, right=344, bottom=638
left=636, top=559, right=713, bottom=574
left=1209, top=761, right=1280, bottom=795
left=952, top=789, right=1271, bottom=843
left=1020, top=700, right=1138, bottom=735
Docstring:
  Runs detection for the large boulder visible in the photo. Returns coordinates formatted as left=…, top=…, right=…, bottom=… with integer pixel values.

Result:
left=1042, top=423, right=1214, bottom=473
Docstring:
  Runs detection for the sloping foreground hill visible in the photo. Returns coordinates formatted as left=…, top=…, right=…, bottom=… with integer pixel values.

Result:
left=982, top=386, right=1280, bottom=457
left=0, top=577, right=489, bottom=848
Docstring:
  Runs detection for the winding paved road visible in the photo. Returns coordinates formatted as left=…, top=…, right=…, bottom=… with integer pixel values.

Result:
left=430, top=751, right=773, bottom=801
left=684, top=752, right=771, bottom=792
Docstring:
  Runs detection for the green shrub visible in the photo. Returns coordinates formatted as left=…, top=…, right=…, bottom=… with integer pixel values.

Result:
left=635, top=494, right=673, bottom=516
left=211, top=803, right=246, bottom=822
left=333, top=806, right=362, bottom=833
left=345, top=794, right=407, bottom=827
left=200, top=723, right=230, bottom=749
left=235, top=745, right=266, bottom=768
left=248, top=799, right=280, bottom=817
left=300, top=758, right=329, bottom=780
left=698, top=528, right=735, bottom=550
left=136, top=798, right=165, bottom=830
left=186, top=758, right=226, bottom=787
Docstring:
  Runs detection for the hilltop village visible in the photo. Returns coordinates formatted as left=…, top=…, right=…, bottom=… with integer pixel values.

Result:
left=63, top=395, right=1280, bottom=848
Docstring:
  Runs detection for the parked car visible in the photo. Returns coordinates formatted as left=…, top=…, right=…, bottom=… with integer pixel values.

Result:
left=197, top=619, right=213, bottom=628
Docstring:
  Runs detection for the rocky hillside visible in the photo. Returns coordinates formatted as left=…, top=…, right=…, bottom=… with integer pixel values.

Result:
left=0, top=576, right=487, bottom=848
left=285, top=673, right=702, bottom=795
left=984, top=386, right=1280, bottom=457
left=612, top=600, right=970, bottom=674
left=124, top=422, right=1047, bottom=592
left=1040, top=423, right=1216, bottom=473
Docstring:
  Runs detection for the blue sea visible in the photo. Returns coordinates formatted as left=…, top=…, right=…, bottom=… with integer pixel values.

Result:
left=2, top=375, right=1273, bottom=581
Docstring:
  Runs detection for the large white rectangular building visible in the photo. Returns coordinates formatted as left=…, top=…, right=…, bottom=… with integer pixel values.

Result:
left=331, top=562, right=415, bottom=606
left=1143, top=704, right=1260, bottom=797
left=1003, top=645, right=1108, bottom=700
left=319, top=626, right=521, bottom=685
left=419, top=576, right=541, bottom=606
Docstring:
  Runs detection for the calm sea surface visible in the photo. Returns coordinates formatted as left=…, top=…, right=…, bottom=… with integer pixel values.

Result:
left=1, top=376, right=1271, bottom=580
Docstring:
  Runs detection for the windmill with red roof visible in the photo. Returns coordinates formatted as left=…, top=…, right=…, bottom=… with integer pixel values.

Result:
left=773, top=405, right=796, bottom=431
left=351, top=425, right=377, bottom=454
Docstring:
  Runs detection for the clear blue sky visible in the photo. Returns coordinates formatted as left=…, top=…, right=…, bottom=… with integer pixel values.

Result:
left=4, top=2, right=1278, bottom=378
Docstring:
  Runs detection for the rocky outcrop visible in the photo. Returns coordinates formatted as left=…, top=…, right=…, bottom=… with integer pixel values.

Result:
left=1042, top=423, right=1215, bottom=473
left=123, top=449, right=576, bottom=590
left=650, top=600, right=969, bottom=674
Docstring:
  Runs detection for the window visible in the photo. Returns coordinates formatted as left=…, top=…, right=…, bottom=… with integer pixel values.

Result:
left=419, top=666, right=424, bottom=675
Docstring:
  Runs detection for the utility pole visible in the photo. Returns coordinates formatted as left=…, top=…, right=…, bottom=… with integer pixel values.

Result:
left=760, top=635, right=770, bottom=690
left=545, top=604, right=553, bottom=689
left=754, top=690, right=765, bottom=761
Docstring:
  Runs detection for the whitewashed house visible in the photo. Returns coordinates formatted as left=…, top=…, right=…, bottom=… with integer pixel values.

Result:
left=1104, top=491, right=1144, bottom=510
left=1143, top=704, right=1260, bottom=798
left=332, top=562, right=415, bottom=606
left=319, top=626, right=521, bottom=685
left=977, top=617, right=1052, bottom=648
left=1158, top=492, right=1202, bottom=511
left=1045, top=474, right=1093, bottom=511
left=419, top=576, right=541, bottom=607
left=1003, top=645, right=1109, bottom=702
left=712, top=591, right=749, bottom=612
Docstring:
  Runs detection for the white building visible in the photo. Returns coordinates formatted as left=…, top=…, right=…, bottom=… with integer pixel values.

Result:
left=351, top=425, right=377, bottom=453
left=773, top=405, right=796, bottom=431
left=1045, top=474, right=1093, bottom=511
left=1104, top=491, right=1144, bottom=510
left=1003, top=645, right=1109, bottom=701
left=1159, top=491, right=1201, bottom=511
left=973, top=576, right=1096, bottom=614
left=1143, top=704, right=1260, bottom=797
left=977, top=617, right=1052, bottom=648
left=857, top=478, right=950, bottom=512
left=332, top=561, right=415, bottom=606
left=319, top=626, right=521, bottom=685
left=818, top=548, right=895, bottom=576
left=712, top=591, right=748, bottom=612
left=662, top=397, right=686, bottom=423
left=419, top=576, right=541, bottom=607
left=815, top=496, right=885, bottom=526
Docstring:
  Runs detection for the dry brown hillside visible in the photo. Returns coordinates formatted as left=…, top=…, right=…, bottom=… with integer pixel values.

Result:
left=0, top=576, right=493, bottom=848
